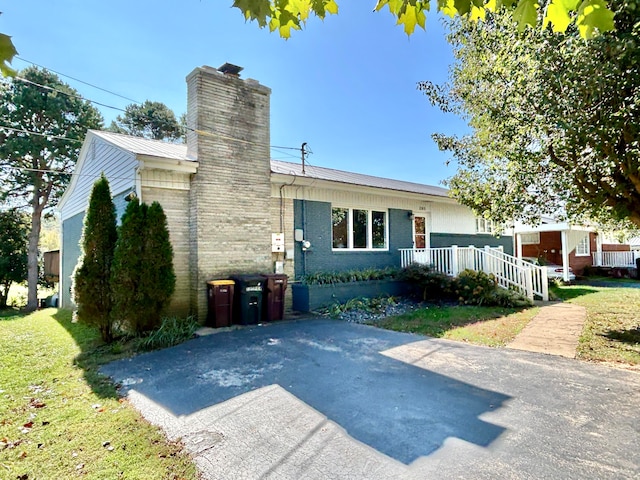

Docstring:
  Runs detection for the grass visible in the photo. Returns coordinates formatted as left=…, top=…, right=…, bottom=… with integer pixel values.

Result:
left=553, top=284, right=640, bottom=366
left=0, top=308, right=198, bottom=480
left=375, top=305, right=539, bottom=347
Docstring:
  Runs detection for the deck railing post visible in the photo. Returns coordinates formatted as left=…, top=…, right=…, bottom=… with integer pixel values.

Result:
left=451, top=245, right=459, bottom=276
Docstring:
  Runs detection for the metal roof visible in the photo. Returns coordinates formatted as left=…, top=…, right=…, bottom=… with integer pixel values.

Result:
left=90, top=130, right=192, bottom=161
left=89, top=131, right=449, bottom=197
left=270, top=160, right=449, bottom=198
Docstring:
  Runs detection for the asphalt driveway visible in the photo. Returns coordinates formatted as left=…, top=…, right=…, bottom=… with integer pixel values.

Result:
left=101, top=319, right=640, bottom=479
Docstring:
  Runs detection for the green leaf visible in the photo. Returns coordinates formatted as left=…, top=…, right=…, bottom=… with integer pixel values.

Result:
left=513, top=0, right=540, bottom=32
left=0, top=33, right=17, bottom=77
left=576, top=0, right=615, bottom=39
left=470, top=5, right=486, bottom=21
left=397, top=4, right=427, bottom=35
left=454, top=0, right=473, bottom=15
left=233, top=0, right=273, bottom=27
left=438, top=0, right=458, bottom=18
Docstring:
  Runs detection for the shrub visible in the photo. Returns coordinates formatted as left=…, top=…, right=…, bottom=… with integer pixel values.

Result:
left=300, top=267, right=399, bottom=285
left=400, top=264, right=454, bottom=301
left=135, top=316, right=199, bottom=351
left=452, top=269, right=497, bottom=306
left=73, top=175, right=118, bottom=342
left=452, top=269, right=532, bottom=307
left=111, top=200, right=176, bottom=335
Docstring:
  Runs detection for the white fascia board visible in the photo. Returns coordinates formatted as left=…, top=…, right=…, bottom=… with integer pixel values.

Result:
left=513, top=222, right=594, bottom=233
left=270, top=172, right=455, bottom=204
left=137, top=155, right=199, bottom=174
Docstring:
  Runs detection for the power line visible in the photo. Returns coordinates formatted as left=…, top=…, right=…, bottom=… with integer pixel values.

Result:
left=15, top=76, right=129, bottom=113
left=15, top=56, right=142, bottom=105
left=0, top=125, right=84, bottom=143
left=6, top=62, right=308, bottom=155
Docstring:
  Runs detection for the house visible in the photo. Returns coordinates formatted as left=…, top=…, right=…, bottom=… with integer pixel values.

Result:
left=513, top=219, right=638, bottom=280
left=58, top=64, right=515, bottom=320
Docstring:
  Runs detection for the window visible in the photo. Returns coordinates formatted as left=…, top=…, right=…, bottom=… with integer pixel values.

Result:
left=332, top=207, right=388, bottom=250
left=476, top=218, right=494, bottom=234
left=520, top=232, right=540, bottom=245
left=576, top=234, right=590, bottom=256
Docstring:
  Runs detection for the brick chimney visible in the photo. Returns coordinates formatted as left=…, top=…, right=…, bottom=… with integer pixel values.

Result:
left=186, top=65, right=273, bottom=319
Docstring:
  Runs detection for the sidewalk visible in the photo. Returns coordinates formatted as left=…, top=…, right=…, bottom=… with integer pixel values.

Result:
left=507, top=302, right=587, bottom=358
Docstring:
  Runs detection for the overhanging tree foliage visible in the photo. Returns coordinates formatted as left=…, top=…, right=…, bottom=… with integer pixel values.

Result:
left=72, top=175, right=118, bottom=342
left=108, top=100, right=183, bottom=142
left=111, top=199, right=175, bottom=335
left=422, top=0, right=640, bottom=228
left=0, top=67, right=103, bottom=311
left=231, top=0, right=615, bottom=38
left=0, top=1, right=617, bottom=78
left=0, top=208, right=28, bottom=309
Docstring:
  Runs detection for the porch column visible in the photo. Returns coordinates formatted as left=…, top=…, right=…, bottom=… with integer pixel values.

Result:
left=516, top=233, right=523, bottom=259
left=560, top=230, right=570, bottom=282
left=595, top=233, right=602, bottom=266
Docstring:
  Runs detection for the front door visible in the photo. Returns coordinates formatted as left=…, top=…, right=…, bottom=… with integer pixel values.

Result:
left=413, top=215, right=429, bottom=264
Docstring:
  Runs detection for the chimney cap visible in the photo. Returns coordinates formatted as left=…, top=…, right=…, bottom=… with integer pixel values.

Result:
left=218, top=63, right=243, bottom=76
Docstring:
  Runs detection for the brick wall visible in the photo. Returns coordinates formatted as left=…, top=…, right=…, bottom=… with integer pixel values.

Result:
left=186, top=66, right=273, bottom=320
left=602, top=243, right=631, bottom=252
left=141, top=186, right=191, bottom=317
left=521, top=231, right=597, bottom=275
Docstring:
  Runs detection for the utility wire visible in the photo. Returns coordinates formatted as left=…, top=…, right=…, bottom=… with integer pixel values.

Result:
left=15, top=56, right=142, bottom=105
left=0, top=125, right=84, bottom=143
left=8, top=76, right=303, bottom=152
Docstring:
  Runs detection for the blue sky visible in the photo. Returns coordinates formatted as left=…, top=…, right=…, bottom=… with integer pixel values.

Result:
left=4, top=1, right=467, bottom=186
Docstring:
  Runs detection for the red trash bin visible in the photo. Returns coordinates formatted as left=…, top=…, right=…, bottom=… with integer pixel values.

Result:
left=261, top=274, right=288, bottom=321
left=207, top=280, right=235, bottom=327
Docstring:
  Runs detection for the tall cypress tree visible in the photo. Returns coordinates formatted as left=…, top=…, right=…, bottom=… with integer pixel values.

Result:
left=111, top=200, right=175, bottom=334
left=72, top=175, right=117, bottom=342
left=110, top=198, right=145, bottom=333
left=139, top=201, right=175, bottom=329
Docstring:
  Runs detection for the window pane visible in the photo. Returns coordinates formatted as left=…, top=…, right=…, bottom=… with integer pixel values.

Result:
left=353, top=209, right=368, bottom=248
left=332, top=208, right=348, bottom=248
left=372, top=211, right=386, bottom=248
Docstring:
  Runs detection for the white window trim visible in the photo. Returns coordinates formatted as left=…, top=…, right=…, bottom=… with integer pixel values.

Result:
left=476, top=218, right=494, bottom=234
left=521, top=232, right=540, bottom=245
left=331, top=206, right=389, bottom=252
left=575, top=234, right=590, bottom=257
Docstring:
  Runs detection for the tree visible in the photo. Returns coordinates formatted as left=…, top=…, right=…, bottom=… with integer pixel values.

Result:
left=0, top=208, right=28, bottom=309
left=231, top=0, right=615, bottom=39
left=108, top=100, right=183, bottom=142
left=0, top=67, right=103, bottom=311
left=0, top=1, right=617, bottom=77
left=111, top=199, right=175, bottom=335
left=138, top=201, right=176, bottom=329
left=72, top=175, right=118, bottom=342
left=422, top=0, right=640, bottom=229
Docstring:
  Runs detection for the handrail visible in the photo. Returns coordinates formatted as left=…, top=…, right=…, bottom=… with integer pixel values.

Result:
left=399, top=246, right=548, bottom=301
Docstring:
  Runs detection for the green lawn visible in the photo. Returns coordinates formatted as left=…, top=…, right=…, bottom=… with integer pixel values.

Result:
left=553, top=284, right=640, bottom=366
left=376, top=284, right=640, bottom=367
left=375, top=305, right=539, bottom=347
left=0, top=308, right=198, bottom=480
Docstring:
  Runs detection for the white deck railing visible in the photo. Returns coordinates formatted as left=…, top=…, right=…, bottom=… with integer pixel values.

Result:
left=592, top=251, right=639, bottom=267
left=399, top=245, right=549, bottom=301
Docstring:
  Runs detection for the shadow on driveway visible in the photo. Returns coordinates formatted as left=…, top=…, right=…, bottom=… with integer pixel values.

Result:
left=101, top=319, right=509, bottom=465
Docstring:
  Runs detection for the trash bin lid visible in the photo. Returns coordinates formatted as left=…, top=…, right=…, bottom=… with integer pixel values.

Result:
left=208, top=279, right=235, bottom=286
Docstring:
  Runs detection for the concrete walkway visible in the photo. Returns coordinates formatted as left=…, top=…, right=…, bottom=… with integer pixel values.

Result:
left=507, top=302, right=587, bottom=358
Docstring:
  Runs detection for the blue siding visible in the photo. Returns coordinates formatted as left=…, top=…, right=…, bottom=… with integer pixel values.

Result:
left=293, top=200, right=412, bottom=278
left=430, top=233, right=514, bottom=255
left=60, top=212, right=84, bottom=308
left=60, top=191, right=130, bottom=308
